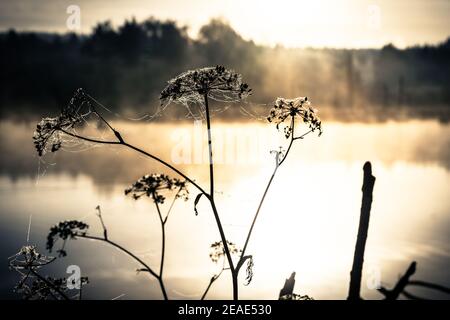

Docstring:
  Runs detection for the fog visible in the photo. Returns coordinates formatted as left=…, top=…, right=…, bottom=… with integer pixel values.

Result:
left=1, top=18, right=449, bottom=122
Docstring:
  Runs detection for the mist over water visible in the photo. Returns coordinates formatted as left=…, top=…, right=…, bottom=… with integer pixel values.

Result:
left=1, top=18, right=449, bottom=123
left=0, top=0, right=449, bottom=302
left=0, top=118, right=448, bottom=299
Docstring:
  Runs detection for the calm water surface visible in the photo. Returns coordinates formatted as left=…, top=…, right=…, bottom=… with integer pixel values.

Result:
left=0, top=119, right=449, bottom=299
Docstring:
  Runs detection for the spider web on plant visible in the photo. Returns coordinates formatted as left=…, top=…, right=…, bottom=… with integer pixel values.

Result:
left=33, top=88, right=166, bottom=182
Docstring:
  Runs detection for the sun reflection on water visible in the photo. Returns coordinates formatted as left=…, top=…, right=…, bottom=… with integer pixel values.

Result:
left=0, top=119, right=449, bottom=299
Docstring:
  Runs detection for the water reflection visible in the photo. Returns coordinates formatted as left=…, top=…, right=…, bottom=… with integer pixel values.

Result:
left=0, top=120, right=449, bottom=299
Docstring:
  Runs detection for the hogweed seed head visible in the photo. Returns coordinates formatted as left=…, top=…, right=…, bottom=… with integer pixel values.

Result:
left=125, top=173, right=189, bottom=204
left=267, top=97, right=322, bottom=138
left=160, top=65, right=251, bottom=109
left=46, top=220, right=89, bottom=257
left=33, top=88, right=89, bottom=156
left=209, top=240, right=241, bottom=263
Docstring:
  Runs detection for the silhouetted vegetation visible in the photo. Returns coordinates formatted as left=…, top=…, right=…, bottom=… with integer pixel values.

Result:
left=8, top=245, right=88, bottom=300
left=19, top=65, right=323, bottom=300
left=1, top=18, right=449, bottom=121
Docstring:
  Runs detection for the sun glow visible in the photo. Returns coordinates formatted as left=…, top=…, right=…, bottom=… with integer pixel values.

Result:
left=2, top=0, right=448, bottom=48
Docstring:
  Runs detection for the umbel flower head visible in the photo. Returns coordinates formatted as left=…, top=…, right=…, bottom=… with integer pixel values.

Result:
left=33, top=88, right=89, bottom=156
left=209, top=240, right=241, bottom=263
left=46, top=220, right=89, bottom=257
left=9, top=246, right=64, bottom=300
left=267, top=97, right=322, bottom=138
left=125, top=174, right=189, bottom=204
left=9, top=245, right=88, bottom=300
left=160, top=65, right=251, bottom=107
left=9, top=245, right=55, bottom=270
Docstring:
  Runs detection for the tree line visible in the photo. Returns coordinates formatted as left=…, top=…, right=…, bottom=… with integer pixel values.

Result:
left=1, top=18, right=449, bottom=121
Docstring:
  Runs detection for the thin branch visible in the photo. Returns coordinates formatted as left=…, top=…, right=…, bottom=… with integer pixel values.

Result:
left=293, top=129, right=313, bottom=140
left=123, top=142, right=207, bottom=196
left=238, top=116, right=297, bottom=270
left=201, top=273, right=221, bottom=300
left=238, top=166, right=277, bottom=271
left=153, top=192, right=168, bottom=300
left=236, top=255, right=252, bottom=276
left=378, top=261, right=416, bottom=300
left=16, top=270, right=32, bottom=292
left=407, top=280, right=450, bottom=295
left=91, top=108, right=125, bottom=143
left=92, top=109, right=116, bottom=134
left=204, top=94, right=215, bottom=199
left=28, top=269, right=70, bottom=300
left=401, top=290, right=428, bottom=300
left=58, top=128, right=120, bottom=145
left=59, top=101, right=236, bottom=299
left=208, top=197, right=235, bottom=274
left=277, top=117, right=295, bottom=167
left=76, top=234, right=159, bottom=279
left=201, top=255, right=227, bottom=300
left=58, top=128, right=208, bottom=196
left=203, top=93, right=236, bottom=299
left=95, top=206, right=108, bottom=240
left=164, top=186, right=182, bottom=224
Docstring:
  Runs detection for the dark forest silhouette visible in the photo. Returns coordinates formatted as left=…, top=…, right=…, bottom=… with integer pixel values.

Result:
left=1, top=18, right=449, bottom=121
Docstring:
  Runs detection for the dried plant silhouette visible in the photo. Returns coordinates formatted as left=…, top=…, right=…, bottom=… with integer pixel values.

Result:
left=8, top=245, right=88, bottom=300
left=46, top=178, right=187, bottom=300
left=378, top=261, right=450, bottom=300
left=25, top=65, right=324, bottom=300
left=11, top=64, right=447, bottom=300
left=198, top=96, right=322, bottom=299
left=201, top=240, right=242, bottom=300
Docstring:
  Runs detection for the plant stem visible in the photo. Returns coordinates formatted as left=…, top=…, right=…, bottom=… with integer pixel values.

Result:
left=238, top=117, right=295, bottom=270
left=61, top=104, right=238, bottom=299
left=157, top=277, right=168, bottom=301
left=204, top=94, right=215, bottom=199
left=78, top=234, right=169, bottom=299
left=164, top=187, right=182, bottom=224
left=239, top=166, right=278, bottom=269
left=59, top=128, right=207, bottom=196
left=200, top=269, right=223, bottom=300
left=29, top=268, right=70, bottom=300
left=201, top=252, right=227, bottom=300
left=203, top=93, right=236, bottom=299
left=407, top=280, right=450, bottom=294
left=378, top=261, right=416, bottom=300
left=154, top=194, right=168, bottom=300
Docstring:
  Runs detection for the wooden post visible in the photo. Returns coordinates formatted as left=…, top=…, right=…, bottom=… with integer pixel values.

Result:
left=279, top=272, right=296, bottom=299
left=348, top=161, right=376, bottom=300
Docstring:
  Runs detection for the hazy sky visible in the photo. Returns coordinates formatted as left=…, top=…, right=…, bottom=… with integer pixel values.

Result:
left=0, top=0, right=449, bottom=48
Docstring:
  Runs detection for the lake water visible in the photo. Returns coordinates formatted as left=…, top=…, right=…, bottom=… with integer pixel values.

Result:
left=0, top=119, right=449, bottom=299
